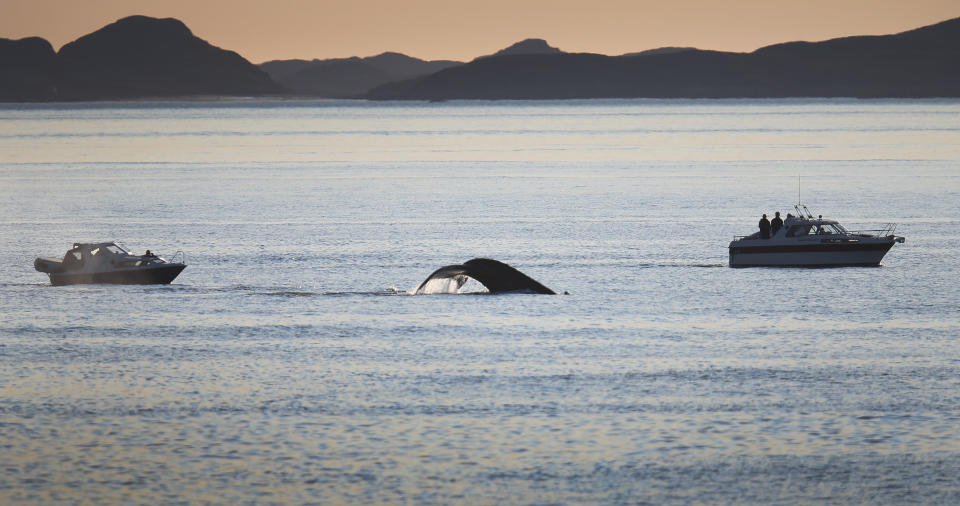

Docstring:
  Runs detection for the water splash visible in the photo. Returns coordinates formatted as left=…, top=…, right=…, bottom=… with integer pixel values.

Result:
left=414, top=275, right=477, bottom=295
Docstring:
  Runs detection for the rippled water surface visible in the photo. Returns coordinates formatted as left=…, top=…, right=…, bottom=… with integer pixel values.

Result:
left=1, top=99, right=959, bottom=503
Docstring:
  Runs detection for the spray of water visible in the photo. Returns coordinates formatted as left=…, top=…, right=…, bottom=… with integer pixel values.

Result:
left=414, top=275, right=467, bottom=294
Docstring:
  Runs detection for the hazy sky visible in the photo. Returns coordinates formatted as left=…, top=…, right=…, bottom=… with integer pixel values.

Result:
left=2, top=0, right=958, bottom=63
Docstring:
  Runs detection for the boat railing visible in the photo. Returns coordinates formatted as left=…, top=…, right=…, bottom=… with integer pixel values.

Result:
left=168, top=250, right=186, bottom=264
left=848, top=223, right=897, bottom=237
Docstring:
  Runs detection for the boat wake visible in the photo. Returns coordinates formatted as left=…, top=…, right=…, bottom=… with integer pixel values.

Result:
left=257, top=287, right=409, bottom=297
left=635, top=262, right=726, bottom=268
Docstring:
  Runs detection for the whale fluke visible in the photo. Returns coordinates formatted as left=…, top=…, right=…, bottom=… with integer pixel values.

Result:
left=415, top=258, right=556, bottom=294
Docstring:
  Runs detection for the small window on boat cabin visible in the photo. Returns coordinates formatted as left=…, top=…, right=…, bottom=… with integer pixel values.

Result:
left=786, top=225, right=812, bottom=237
left=105, top=245, right=125, bottom=255
left=89, top=247, right=101, bottom=256
left=818, top=224, right=842, bottom=235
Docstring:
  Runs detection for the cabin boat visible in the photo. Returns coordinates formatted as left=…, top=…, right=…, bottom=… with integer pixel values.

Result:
left=729, top=206, right=905, bottom=267
left=35, top=242, right=186, bottom=285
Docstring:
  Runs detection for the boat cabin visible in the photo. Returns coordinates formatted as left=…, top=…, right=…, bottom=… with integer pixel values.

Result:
left=62, top=242, right=151, bottom=270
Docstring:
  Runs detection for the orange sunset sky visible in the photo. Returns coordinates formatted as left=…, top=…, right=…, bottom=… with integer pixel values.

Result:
left=2, top=0, right=958, bottom=63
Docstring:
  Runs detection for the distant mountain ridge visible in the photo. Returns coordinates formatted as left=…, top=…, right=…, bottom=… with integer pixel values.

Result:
left=58, top=16, right=279, bottom=100
left=260, top=52, right=461, bottom=97
left=2, top=15, right=960, bottom=101
left=484, top=38, right=562, bottom=58
left=0, top=15, right=279, bottom=101
left=621, top=47, right=697, bottom=57
left=368, top=17, right=960, bottom=99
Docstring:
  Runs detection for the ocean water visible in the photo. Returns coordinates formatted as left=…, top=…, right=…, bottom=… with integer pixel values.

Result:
left=1, top=99, right=959, bottom=504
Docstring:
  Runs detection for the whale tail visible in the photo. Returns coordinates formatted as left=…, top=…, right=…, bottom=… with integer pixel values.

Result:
left=415, top=258, right=555, bottom=295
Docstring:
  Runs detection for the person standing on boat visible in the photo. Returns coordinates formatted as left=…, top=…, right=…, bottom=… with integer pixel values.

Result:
left=770, top=211, right=784, bottom=236
left=759, top=214, right=771, bottom=239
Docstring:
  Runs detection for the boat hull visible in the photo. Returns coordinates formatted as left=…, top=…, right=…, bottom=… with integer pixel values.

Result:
left=729, top=241, right=895, bottom=267
left=47, top=264, right=186, bottom=286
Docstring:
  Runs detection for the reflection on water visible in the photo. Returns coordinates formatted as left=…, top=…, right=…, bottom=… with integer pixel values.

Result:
left=1, top=99, right=960, bottom=503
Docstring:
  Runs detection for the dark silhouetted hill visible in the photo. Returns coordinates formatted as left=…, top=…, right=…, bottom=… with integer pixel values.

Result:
left=260, top=52, right=461, bottom=97
left=483, top=38, right=562, bottom=59
left=368, top=17, right=960, bottom=99
left=366, top=52, right=461, bottom=79
left=0, top=37, right=58, bottom=101
left=271, top=58, right=392, bottom=98
left=621, top=47, right=697, bottom=57
left=56, top=15, right=280, bottom=100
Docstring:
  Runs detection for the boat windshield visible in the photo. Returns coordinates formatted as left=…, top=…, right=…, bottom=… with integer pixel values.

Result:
left=105, top=244, right=128, bottom=255
left=786, top=223, right=844, bottom=237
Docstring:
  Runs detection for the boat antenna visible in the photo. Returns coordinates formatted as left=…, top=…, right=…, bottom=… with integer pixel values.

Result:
left=794, top=175, right=814, bottom=218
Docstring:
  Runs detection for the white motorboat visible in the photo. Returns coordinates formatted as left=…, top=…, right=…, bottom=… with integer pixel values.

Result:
left=729, top=206, right=905, bottom=267
left=35, top=242, right=186, bottom=285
